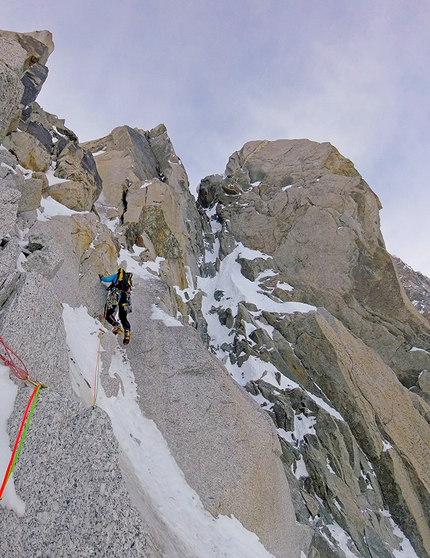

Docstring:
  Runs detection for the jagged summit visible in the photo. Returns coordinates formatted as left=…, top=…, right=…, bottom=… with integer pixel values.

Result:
left=1, top=29, right=430, bottom=558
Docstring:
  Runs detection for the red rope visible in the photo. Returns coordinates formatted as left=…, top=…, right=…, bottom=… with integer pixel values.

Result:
left=0, top=336, right=29, bottom=381
left=0, top=383, right=42, bottom=499
left=0, top=337, right=47, bottom=499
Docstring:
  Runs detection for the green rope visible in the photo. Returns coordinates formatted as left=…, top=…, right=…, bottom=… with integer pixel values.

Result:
left=6, top=384, right=42, bottom=483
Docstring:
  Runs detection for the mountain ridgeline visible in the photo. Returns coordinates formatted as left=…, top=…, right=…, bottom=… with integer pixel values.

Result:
left=1, top=29, right=430, bottom=558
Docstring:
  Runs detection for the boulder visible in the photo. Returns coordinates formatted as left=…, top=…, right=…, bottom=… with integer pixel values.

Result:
left=3, top=129, right=50, bottom=171
left=0, top=184, right=20, bottom=241
left=15, top=177, right=44, bottom=213
left=49, top=140, right=102, bottom=211
left=22, top=233, right=65, bottom=280
left=0, top=146, right=43, bottom=227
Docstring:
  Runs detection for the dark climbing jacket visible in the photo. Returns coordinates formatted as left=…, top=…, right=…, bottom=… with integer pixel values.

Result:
left=101, top=268, right=133, bottom=311
left=114, top=268, right=133, bottom=292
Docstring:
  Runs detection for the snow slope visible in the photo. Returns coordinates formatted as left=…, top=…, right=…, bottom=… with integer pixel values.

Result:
left=61, top=303, right=276, bottom=558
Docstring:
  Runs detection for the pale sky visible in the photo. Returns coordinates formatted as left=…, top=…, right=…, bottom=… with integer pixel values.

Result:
left=2, top=0, right=430, bottom=275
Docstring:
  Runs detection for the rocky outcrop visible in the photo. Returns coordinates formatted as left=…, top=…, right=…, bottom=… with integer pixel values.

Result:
left=198, top=140, right=430, bottom=388
left=0, top=29, right=53, bottom=142
left=83, top=125, right=204, bottom=291
left=0, top=30, right=101, bottom=213
left=394, top=255, right=430, bottom=323
left=197, top=140, right=430, bottom=557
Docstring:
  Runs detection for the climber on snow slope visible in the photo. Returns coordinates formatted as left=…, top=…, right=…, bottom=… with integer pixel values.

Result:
left=100, top=265, right=133, bottom=345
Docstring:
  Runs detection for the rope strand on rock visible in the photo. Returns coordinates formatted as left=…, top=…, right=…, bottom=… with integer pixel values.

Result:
left=0, top=336, right=30, bottom=381
left=0, top=382, right=44, bottom=500
left=0, top=336, right=47, bottom=500
left=0, top=336, right=46, bottom=387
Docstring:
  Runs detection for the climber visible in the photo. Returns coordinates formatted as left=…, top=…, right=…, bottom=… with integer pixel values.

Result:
left=99, top=265, right=133, bottom=345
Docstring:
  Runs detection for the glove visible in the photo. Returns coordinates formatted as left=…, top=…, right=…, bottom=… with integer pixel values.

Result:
left=99, top=274, right=103, bottom=280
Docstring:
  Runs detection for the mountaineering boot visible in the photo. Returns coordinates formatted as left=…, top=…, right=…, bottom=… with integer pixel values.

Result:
left=123, top=330, right=131, bottom=345
left=112, top=324, right=123, bottom=335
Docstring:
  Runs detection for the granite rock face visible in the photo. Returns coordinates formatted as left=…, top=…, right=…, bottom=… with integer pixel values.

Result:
left=0, top=29, right=53, bottom=142
left=198, top=140, right=430, bottom=387
left=197, top=140, right=430, bottom=557
left=2, top=27, right=430, bottom=558
left=83, top=124, right=204, bottom=290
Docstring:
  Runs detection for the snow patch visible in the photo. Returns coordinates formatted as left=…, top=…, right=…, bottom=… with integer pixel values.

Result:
left=37, top=196, right=88, bottom=221
left=151, top=305, right=183, bottom=327
left=279, top=413, right=316, bottom=447
left=1, top=162, right=16, bottom=174
left=382, top=440, right=393, bottom=451
left=292, top=454, right=309, bottom=479
left=94, top=192, right=119, bottom=231
left=410, top=346, right=430, bottom=354
left=199, top=243, right=316, bottom=320
left=118, top=248, right=164, bottom=280
left=45, top=169, right=70, bottom=186
left=323, top=523, right=359, bottom=558
left=276, top=281, right=294, bottom=291
left=62, top=304, right=104, bottom=407
left=16, top=252, right=27, bottom=272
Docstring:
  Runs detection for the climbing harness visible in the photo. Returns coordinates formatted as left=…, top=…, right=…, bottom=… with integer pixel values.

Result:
left=0, top=336, right=46, bottom=500
left=92, top=304, right=106, bottom=406
left=106, top=288, right=120, bottom=310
